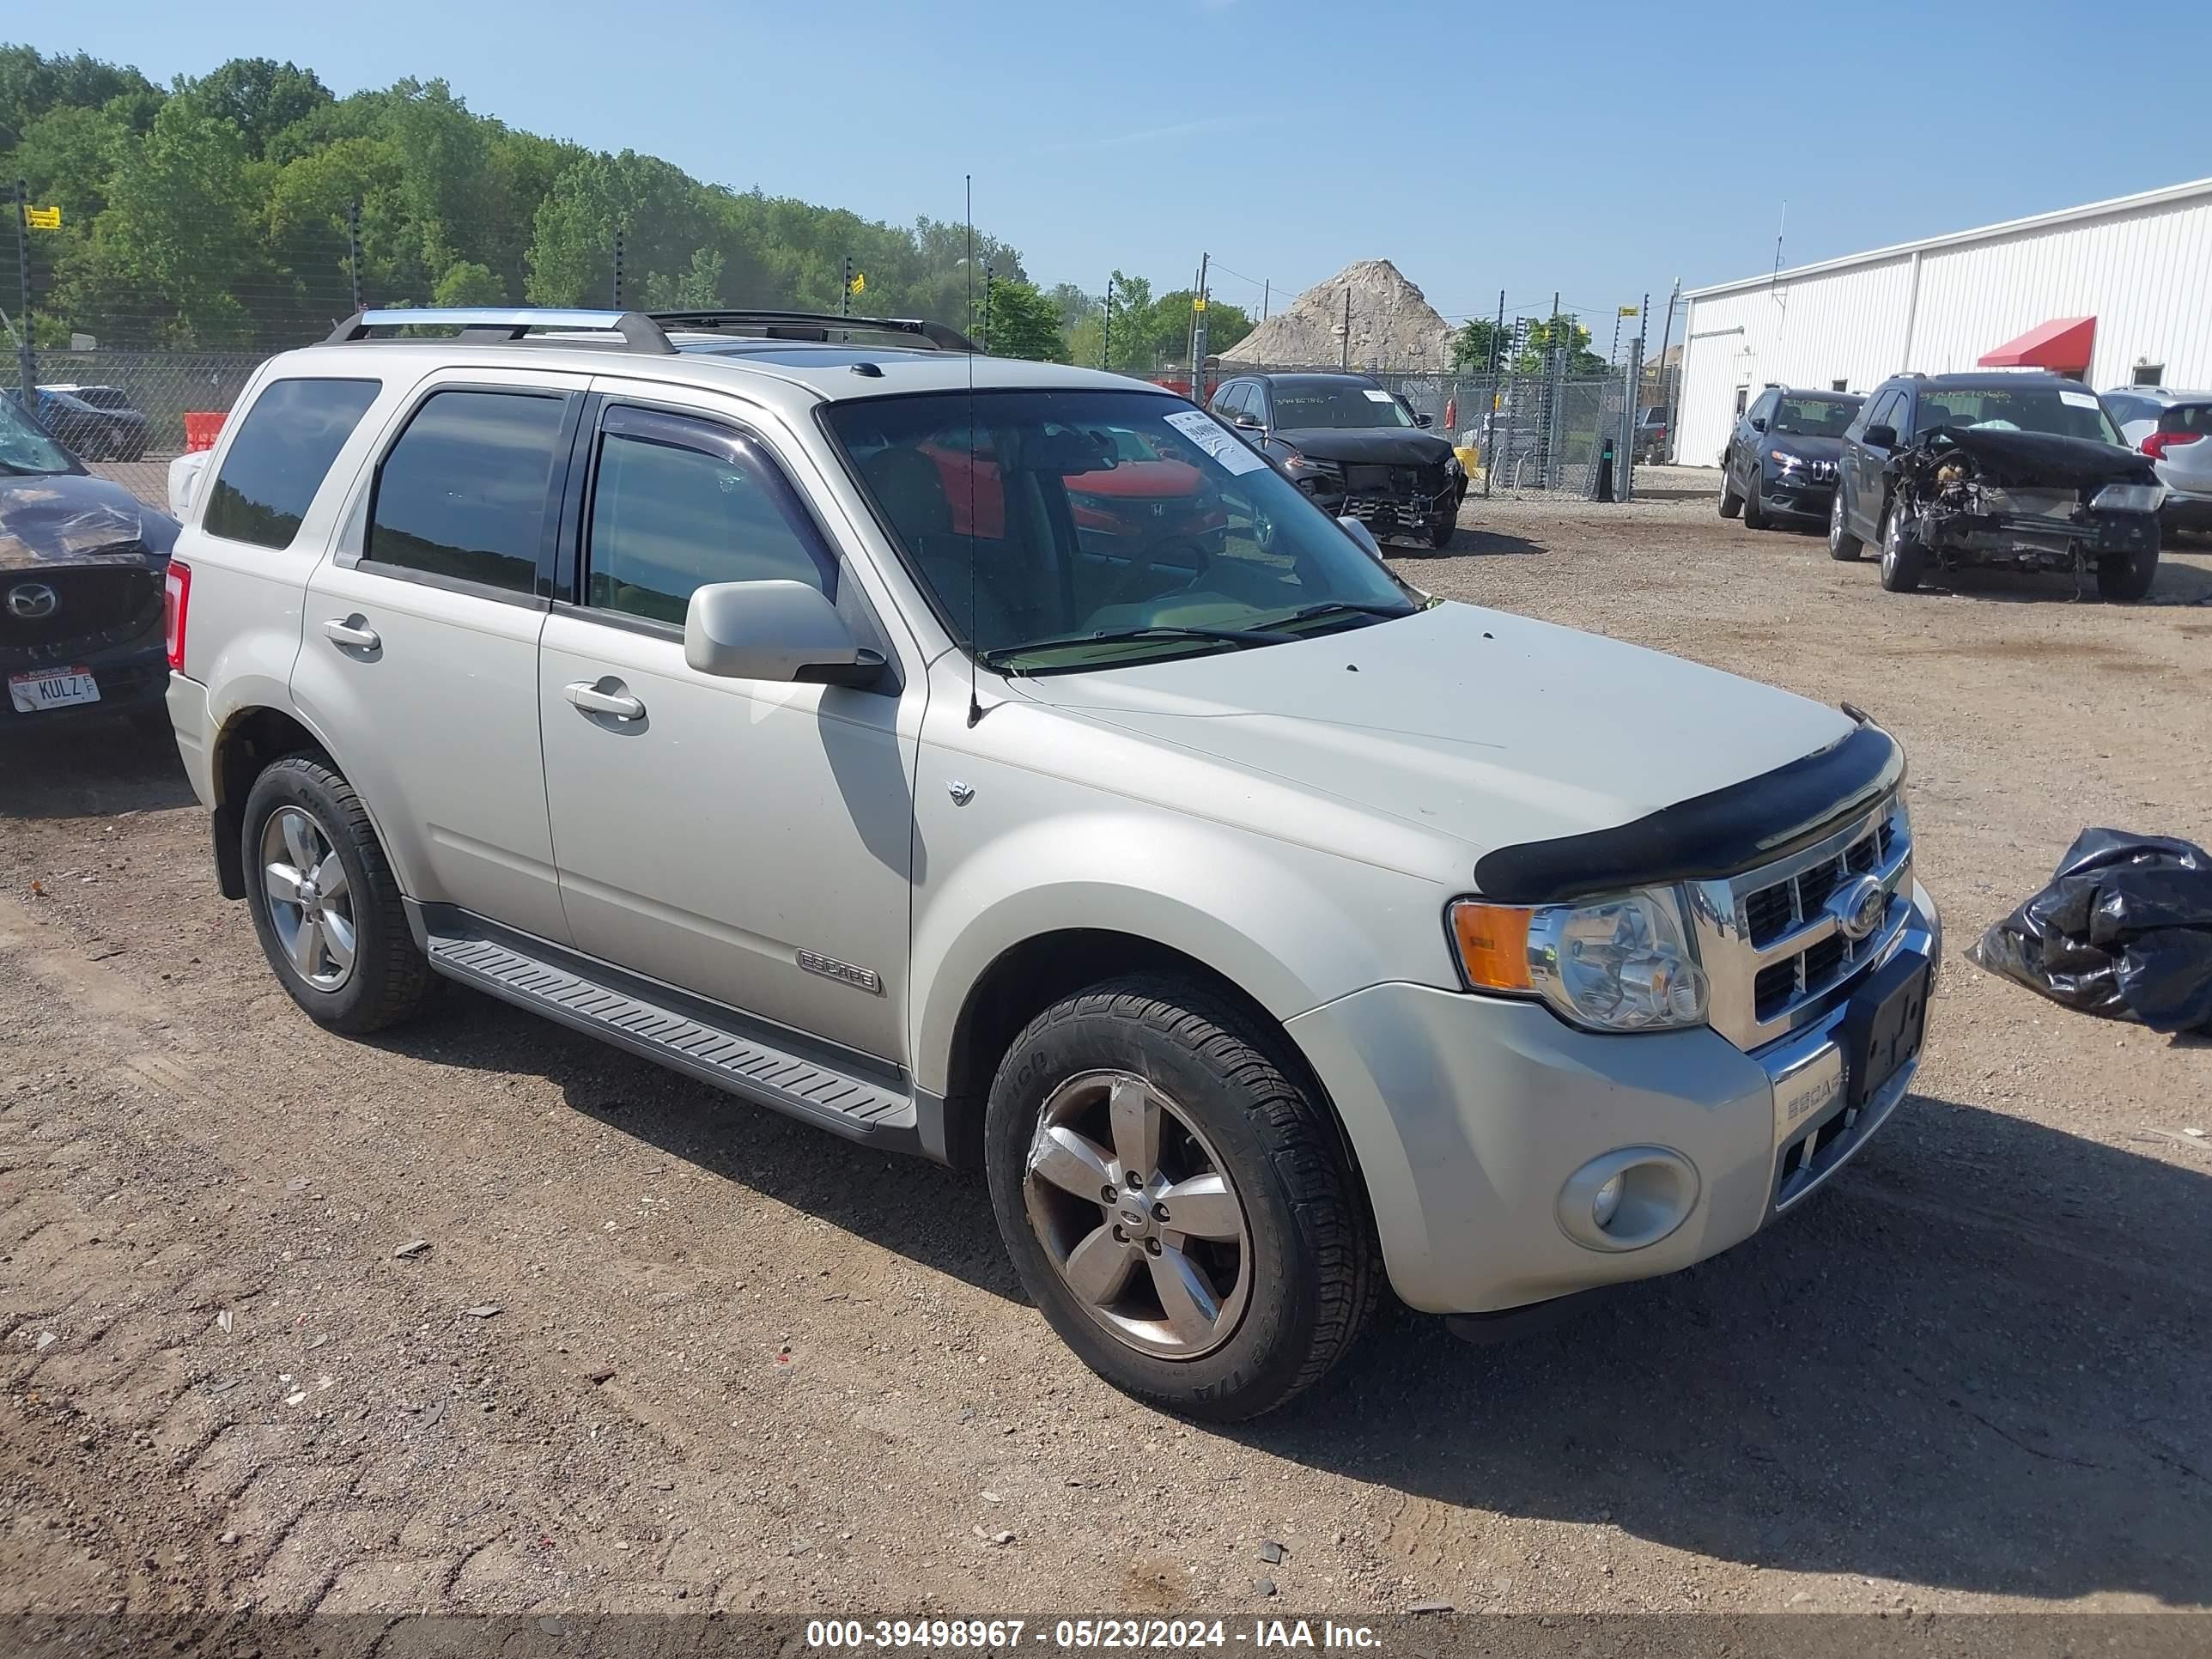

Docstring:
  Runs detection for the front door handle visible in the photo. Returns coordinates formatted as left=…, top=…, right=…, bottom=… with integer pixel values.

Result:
left=322, top=617, right=380, bottom=650
left=564, top=678, right=646, bottom=720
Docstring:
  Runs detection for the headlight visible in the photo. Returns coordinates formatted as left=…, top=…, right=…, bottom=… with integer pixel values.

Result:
left=1443, top=453, right=1465, bottom=477
left=1770, top=448, right=1803, bottom=470
left=1449, top=888, right=1709, bottom=1033
left=1280, top=451, right=1343, bottom=479
left=2092, top=482, right=2166, bottom=513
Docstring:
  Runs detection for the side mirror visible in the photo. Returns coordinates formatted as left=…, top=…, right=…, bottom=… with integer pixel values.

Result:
left=1863, top=423, right=1898, bottom=449
left=1233, top=412, right=1262, bottom=430
left=1748, top=416, right=1767, bottom=433
left=684, top=579, right=882, bottom=687
left=1414, top=411, right=1434, bottom=428
left=1337, top=517, right=1382, bottom=559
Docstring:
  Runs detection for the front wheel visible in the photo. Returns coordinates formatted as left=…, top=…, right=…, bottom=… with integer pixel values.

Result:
left=1880, top=502, right=1926, bottom=592
left=1717, top=459, right=1742, bottom=520
left=1828, top=487, right=1863, bottom=561
left=2096, top=532, right=2160, bottom=602
left=1742, top=471, right=1770, bottom=530
left=985, top=976, right=1379, bottom=1421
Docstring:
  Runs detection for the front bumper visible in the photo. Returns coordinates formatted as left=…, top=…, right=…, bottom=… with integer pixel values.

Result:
left=1759, top=465, right=1836, bottom=520
left=1286, top=881, right=1941, bottom=1316
left=2159, top=489, right=2212, bottom=532
left=1294, top=469, right=1462, bottom=539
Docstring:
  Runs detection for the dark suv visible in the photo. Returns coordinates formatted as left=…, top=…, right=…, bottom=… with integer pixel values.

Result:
left=1718, top=388, right=1861, bottom=529
left=1207, top=372, right=1466, bottom=548
left=1830, top=372, right=2161, bottom=599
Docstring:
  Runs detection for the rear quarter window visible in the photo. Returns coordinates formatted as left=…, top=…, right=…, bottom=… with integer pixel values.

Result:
left=201, top=378, right=382, bottom=550
left=2164, top=404, right=2212, bottom=436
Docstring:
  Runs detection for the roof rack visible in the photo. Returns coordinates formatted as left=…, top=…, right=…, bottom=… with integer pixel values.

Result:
left=648, top=309, right=979, bottom=353
left=323, top=307, right=676, bottom=354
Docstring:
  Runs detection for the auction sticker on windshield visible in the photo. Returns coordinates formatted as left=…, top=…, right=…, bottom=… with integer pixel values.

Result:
left=1362, top=389, right=1395, bottom=403
left=1162, top=409, right=1266, bottom=475
left=2059, top=389, right=2100, bottom=410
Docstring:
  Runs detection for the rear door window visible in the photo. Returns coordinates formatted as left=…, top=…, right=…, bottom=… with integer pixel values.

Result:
left=202, top=378, right=382, bottom=550
left=366, top=390, right=568, bottom=596
left=2161, top=403, right=2212, bottom=435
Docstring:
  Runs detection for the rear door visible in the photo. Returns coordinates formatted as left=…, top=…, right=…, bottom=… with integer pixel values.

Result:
left=292, top=369, right=586, bottom=944
left=1843, top=387, right=1899, bottom=537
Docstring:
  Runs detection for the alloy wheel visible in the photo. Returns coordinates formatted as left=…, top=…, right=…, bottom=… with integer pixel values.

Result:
left=1022, top=1070, right=1252, bottom=1359
left=259, top=806, right=356, bottom=991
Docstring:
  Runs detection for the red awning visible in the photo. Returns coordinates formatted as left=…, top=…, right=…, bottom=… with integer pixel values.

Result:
left=1979, top=316, right=2096, bottom=374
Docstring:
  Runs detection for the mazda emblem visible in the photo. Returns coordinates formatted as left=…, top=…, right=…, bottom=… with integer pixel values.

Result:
left=6, top=580, right=58, bottom=621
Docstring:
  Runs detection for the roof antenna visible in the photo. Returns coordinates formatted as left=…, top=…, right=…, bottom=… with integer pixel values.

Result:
left=964, top=172, right=986, bottom=729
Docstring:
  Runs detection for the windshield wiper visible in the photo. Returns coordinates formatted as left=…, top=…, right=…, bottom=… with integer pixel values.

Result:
left=980, top=623, right=1294, bottom=670
left=1269, top=599, right=1419, bottom=631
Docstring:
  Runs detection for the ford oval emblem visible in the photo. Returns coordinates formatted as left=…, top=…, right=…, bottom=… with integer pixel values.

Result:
left=1830, top=874, right=1887, bottom=942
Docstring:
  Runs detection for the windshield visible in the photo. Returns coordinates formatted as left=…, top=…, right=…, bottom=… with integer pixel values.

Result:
left=1267, top=380, right=1417, bottom=430
left=1773, top=395, right=1858, bottom=436
left=1917, top=386, right=2123, bottom=447
left=824, top=389, right=1418, bottom=672
left=0, top=394, right=77, bottom=476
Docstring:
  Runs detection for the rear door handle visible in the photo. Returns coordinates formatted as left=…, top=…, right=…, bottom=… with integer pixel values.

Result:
left=564, top=679, right=646, bottom=720
left=322, top=617, right=380, bottom=650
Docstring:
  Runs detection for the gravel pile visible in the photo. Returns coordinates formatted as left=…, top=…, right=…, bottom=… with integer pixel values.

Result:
left=1220, top=258, right=1455, bottom=372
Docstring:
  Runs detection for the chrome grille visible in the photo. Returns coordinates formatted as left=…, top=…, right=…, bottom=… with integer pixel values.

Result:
left=1689, top=797, right=1912, bottom=1052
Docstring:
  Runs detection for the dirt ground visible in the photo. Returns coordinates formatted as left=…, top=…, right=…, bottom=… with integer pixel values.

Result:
left=3, top=472, right=2209, bottom=1624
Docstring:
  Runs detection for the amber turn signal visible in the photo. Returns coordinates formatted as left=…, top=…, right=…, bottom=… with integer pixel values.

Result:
left=1449, top=900, right=1534, bottom=993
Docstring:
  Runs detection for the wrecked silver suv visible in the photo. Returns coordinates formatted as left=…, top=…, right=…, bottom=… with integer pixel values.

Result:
left=1830, top=373, right=2164, bottom=600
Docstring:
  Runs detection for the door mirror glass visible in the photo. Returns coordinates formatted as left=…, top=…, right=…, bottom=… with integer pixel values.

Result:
left=1748, top=416, right=1766, bottom=433
left=1863, top=423, right=1898, bottom=449
left=684, top=580, right=878, bottom=685
left=1233, top=411, right=1261, bottom=428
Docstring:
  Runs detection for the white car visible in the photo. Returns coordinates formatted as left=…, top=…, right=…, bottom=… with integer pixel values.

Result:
left=2104, top=386, right=2212, bottom=536
left=159, top=307, right=1940, bottom=1419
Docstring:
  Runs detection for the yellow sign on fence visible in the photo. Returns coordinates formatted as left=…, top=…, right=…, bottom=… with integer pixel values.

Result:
left=1618, top=305, right=1638, bottom=317
left=848, top=270, right=866, bottom=295
left=25, top=205, right=62, bottom=230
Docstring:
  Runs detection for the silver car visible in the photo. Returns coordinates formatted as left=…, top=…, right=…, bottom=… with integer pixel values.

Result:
left=159, top=307, right=1940, bottom=1419
left=2105, top=386, right=2212, bottom=535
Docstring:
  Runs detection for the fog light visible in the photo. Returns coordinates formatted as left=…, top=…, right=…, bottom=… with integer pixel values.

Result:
left=1592, top=1172, right=1625, bottom=1230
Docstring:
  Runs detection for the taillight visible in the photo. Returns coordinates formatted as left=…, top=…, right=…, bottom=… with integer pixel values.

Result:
left=163, top=561, right=191, bottom=671
left=2142, top=430, right=2204, bottom=461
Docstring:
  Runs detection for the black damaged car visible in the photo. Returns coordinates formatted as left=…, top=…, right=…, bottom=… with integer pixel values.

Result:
left=1718, top=386, right=1861, bottom=528
left=2, top=392, right=180, bottom=733
left=1831, top=372, right=2162, bottom=600
left=1208, top=372, right=1466, bottom=548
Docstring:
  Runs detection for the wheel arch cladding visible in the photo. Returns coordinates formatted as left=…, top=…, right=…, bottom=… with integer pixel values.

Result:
left=210, top=706, right=331, bottom=901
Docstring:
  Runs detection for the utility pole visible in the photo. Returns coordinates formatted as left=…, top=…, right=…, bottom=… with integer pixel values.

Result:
left=13, top=181, right=33, bottom=402
left=346, top=199, right=362, bottom=313
left=1101, top=276, right=1114, bottom=370
left=1491, top=289, right=1505, bottom=376
left=1653, top=276, right=1681, bottom=430
left=1340, top=286, right=1351, bottom=371
left=1191, top=252, right=1210, bottom=403
left=1261, top=279, right=1269, bottom=322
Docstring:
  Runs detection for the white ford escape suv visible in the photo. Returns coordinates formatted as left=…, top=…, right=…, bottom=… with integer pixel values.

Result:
left=162, top=307, right=1939, bottom=1419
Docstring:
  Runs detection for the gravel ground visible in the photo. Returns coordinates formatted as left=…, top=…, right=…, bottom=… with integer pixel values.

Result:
left=3, top=475, right=2209, bottom=1624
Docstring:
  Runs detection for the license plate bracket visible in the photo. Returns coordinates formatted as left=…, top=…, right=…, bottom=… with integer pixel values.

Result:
left=1842, top=952, right=1929, bottom=1107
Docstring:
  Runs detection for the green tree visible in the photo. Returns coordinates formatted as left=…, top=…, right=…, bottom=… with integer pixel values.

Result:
left=977, top=277, right=1063, bottom=361
left=182, top=58, right=332, bottom=158
left=644, top=247, right=726, bottom=310
left=92, top=98, right=269, bottom=342
left=431, top=259, right=504, bottom=306
left=1521, top=313, right=1607, bottom=376
left=1451, top=317, right=1506, bottom=372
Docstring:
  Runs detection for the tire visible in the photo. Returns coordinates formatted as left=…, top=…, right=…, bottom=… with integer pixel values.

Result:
left=2096, top=527, right=2160, bottom=602
left=240, top=754, right=437, bottom=1035
left=1879, top=501, right=1926, bottom=593
left=1427, top=514, right=1456, bottom=550
left=1717, top=457, right=1742, bottom=520
left=984, top=975, right=1380, bottom=1422
left=1827, top=487, right=1863, bottom=561
left=1742, top=470, right=1770, bottom=530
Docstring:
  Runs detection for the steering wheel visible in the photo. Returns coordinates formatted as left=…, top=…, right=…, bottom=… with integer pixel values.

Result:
left=1102, top=537, right=1215, bottom=611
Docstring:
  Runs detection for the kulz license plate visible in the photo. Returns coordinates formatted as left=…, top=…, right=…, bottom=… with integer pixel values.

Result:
left=1845, top=955, right=1929, bottom=1107
left=9, top=667, right=101, bottom=714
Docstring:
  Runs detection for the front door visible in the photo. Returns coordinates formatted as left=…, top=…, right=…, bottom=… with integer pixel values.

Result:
left=536, top=395, right=920, bottom=1061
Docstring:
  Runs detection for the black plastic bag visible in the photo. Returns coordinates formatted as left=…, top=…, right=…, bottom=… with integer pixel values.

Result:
left=1967, top=828, right=2212, bottom=1032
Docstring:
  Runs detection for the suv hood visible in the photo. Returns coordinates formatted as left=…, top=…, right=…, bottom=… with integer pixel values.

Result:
left=1273, top=428, right=1454, bottom=467
left=0, top=471, right=177, bottom=570
left=1014, top=602, right=1856, bottom=868
left=1767, top=433, right=1844, bottom=464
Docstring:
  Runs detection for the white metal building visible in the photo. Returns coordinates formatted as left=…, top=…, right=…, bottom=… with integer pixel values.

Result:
left=1672, top=176, right=2212, bottom=466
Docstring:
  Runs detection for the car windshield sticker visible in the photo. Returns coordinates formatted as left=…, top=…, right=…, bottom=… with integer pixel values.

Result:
left=1362, top=389, right=1395, bottom=403
left=1162, top=409, right=1266, bottom=475
left=2058, top=389, right=2100, bottom=410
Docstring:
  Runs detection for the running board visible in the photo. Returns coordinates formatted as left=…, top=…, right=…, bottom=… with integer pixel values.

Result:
left=420, top=921, right=919, bottom=1150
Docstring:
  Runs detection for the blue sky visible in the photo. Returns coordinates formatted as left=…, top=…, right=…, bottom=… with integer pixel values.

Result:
left=20, top=0, right=2210, bottom=332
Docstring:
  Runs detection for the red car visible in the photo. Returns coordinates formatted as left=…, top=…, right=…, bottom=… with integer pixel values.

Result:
left=916, top=428, right=1228, bottom=554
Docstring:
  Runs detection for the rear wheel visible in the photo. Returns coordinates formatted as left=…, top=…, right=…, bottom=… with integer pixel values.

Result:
left=1828, top=487, right=1863, bottom=560
left=985, top=975, right=1378, bottom=1421
left=1879, top=501, right=1926, bottom=592
left=2096, top=531, right=2160, bottom=602
left=1717, top=457, right=1742, bottom=519
left=241, top=756, right=437, bottom=1035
